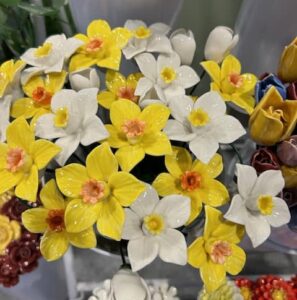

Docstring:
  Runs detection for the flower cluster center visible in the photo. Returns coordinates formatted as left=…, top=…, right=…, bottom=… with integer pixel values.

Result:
left=143, top=214, right=165, bottom=235
left=81, top=179, right=105, bottom=204
left=32, top=87, right=52, bottom=105
left=54, top=107, right=69, bottom=128
left=188, top=108, right=210, bottom=127
left=180, top=171, right=201, bottom=191
left=6, top=148, right=26, bottom=173
left=272, top=288, right=286, bottom=300
left=117, top=86, right=138, bottom=103
left=46, top=209, right=65, bottom=232
left=160, top=67, right=176, bottom=84
left=210, top=240, right=232, bottom=264
left=34, top=42, right=53, bottom=58
left=134, top=26, right=152, bottom=39
left=86, top=38, right=104, bottom=53
left=228, top=73, right=243, bottom=88
left=122, top=119, right=146, bottom=139
left=257, top=195, right=274, bottom=215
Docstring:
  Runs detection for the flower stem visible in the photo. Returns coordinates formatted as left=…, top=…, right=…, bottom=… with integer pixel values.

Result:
left=120, top=240, right=127, bottom=266
left=189, top=69, right=206, bottom=95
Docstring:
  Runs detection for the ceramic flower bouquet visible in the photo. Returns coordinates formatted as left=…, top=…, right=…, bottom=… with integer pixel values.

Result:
left=0, top=18, right=295, bottom=298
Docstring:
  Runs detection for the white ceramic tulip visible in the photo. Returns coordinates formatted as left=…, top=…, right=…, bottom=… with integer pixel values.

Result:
left=69, top=68, right=100, bottom=91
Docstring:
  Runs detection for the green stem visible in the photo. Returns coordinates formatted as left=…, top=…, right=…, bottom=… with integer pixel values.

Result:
left=63, top=3, right=76, bottom=35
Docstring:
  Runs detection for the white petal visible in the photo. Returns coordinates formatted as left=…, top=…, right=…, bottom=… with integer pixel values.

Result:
left=169, top=95, right=194, bottom=123
left=55, top=135, right=80, bottom=166
left=147, top=35, right=172, bottom=54
left=163, top=120, right=195, bottom=142
left=122, top=209, right=143, bottom=240
left=158, top=229, right=187, bottom=265
left=236, top=164, right=258, bottom=199
left=135, top=77, right=154, bottom=97
left=124, top=20, right=147, bottom=30
left=80, top=116, right=109, bottom=145
left=149, top=23, right=170, bottom=35
left=245, top=212, right=271, bottom=248
left=130, top=184, right=159, bottom=218
left=64, top=37, right=84, bottom=58
left=0, top=95, right=12, bottom=142
left=51, top=89, right=78, bottom=112
left=128, top=237, right=159, bottom=272
left=135, top=53, right=157, bottom=81
left=35, top=114, right=66, bottom=139
left=46, top=34, right=66, bottom=47
left=176, top=66, right=199, bottom=88
left=163, top=85, right=185, bottom=102
left=138, top=98, right=164, bottom=108
left=21, top=49, right=44, bottom=67
left=154, top=195, right=190, bottom=228
left=266, top=197, right=291, bottom=227
left=69, top=68, right=100, bottom=91
left=251, top=170, right=285, bottom=198
left=44, top=58, right=64, bottom=73
left=20, top=67, right=44, bottom=85
left=224, top=194, right=248, bottom=225
left=189, top=136, right=219, bottom=164
left=157, top=52, right=180, bottom=74
left=77, top=88, right=99, bottom=116
left=154, top=84, right=167, bottom=103
left=123, top=43, right=146, bottom=59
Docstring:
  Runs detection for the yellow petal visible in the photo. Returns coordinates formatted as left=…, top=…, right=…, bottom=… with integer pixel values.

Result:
left=112, top=27, right=132, bottom=48
left=56, top=164, right=88, bottom=198
left=97, top=47, right=121, bottom=70
left=212, top=222, right=244, bottom=244
left=23, top=75, right=44, bottom=97
left=224, top=244, right=246, bottom=275
left=40, top=179, right=65, bottom=209
left=186, top=192, right=203, bottom=225
left=31, top=139, right=61, bottom=169
left=15, top=165, right=38, bottom=202
left=109, top=171, right=145, bottom=206
left=0, top=169, right=21, bottom=194
left=200, top=60, right=221, bottom=85
left=204, top=206, right=224, bottom=240
left=230, top=94, right=255, bottom=114
left=106, top=70, right=126, bottom=93
left=22, top=207, right=48, bottom=233
left=87, top=19, right=111, bottom=38
left=29, top=108, right=49, bottom=130
left=106, top=124, right=129, bottom=148
left=86, top=142, right=118, bottom=182
left=221, top=55, right=241, bottom=79
left=140, top=104, right=170, bottom=133
left=126, top=73, right=142, bottom=89
left=238, top=73, right=258, bottom=94
left=44, top=71, right=67, bottom=94
left=74, top=33, right=89, bottom=44
left=0, top=143, right=8, bottom=169
left=11, top=98, right=39, bottom=119
left=40, top=230, right=69, bottom=261
left=68, top=226, right=96, bottom=248
left=65, top=198, right=100, bottom=233
left=142, top=132, right=172, bottom=156
left=188, top=237, right=207, bottom=268
left=97, top=91, right=117, bottom=109
left=69, top=53, right=97, bottom=72
left=11, top=220, right=21, bottom=240
left=152, top=173, right=180, bottom=196
left=192, top=153, right=223, bottom=179
left=97, top=196, right=125, bottom=241
left=6, top=117, right=34, bottom=152
left=110, top=99, right=141, bottom=131
left=165, top=146, right=192, bottom=178
left=115, top=145, right=145, bottom=172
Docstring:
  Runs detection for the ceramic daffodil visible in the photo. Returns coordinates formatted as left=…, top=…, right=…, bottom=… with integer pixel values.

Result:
left=153, top=147, right=229, bottom=224
left=123, top=20, right=172, bottom=59
left=201, top=55, right=257, bottom=114
left=122, top=184, right=190, bottom=272
left=69, top=19, right=132, bottom=72
left=106, top=100, right=172, bottom=172
left=55, top=142, right=145, bottom=241
left=0, top=215, right=21, bottom=254
left=135, top=52, right=199, bottom=107
left=188, top=206, right=246, bottom=293
left=98, top=70, right=142, bottom=109
left=35, top=88, right=109, bottom=166
left=69, top=67, right=100, bottom=91
left=22, top=179, right=96, bottom=261
left=0, top=118, right=60, bottom=202
left=21, top=34, right=83, bottom=83
left=224, top=164, right=291, bottom=247
left=164, top=91, right=245, bottom=163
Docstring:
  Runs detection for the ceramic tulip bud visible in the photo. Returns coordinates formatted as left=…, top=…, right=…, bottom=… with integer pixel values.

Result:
left=70, top=68, right=100, bottom=91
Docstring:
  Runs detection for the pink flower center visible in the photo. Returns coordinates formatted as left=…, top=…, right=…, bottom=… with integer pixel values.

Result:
left=80, top=179, right=105, bottom=204
left=86, top=38, right=104, bottom=53
left=180, top=171, right=201, bottom=191
left=210, top=241, right=232, bottom=264
left=6, top=148, right=26, bottom=173
left=228, top=73, right=243, bottom=88
left=117, top=86, right=139, bottom=103
left=122, top=119, right=146, bottom=139
left=46, top=209, right=65, bottom=232
left=32, top=86, right=52, bottom=105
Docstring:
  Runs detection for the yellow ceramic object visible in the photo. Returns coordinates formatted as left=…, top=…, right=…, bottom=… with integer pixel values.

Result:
left=281, top=165, right=297, bottom=188
left=0, top=215, right=21, bottom=254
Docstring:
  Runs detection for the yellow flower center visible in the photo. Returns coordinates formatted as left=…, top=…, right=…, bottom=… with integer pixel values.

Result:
left=210, top=240, right=232, bottom=264
left=134, top=26, right=152, bottom=39
left=46, top=209, right=65, bottom=232
left=32, top=86, right=52, bottom=105
left=86, top=37, right=104, bottom=53
left=180, top=171, right=202, bottom=191
left=228, top=72, right=243, bottom=88
left=54, top=107, right=69, bottom=128
left=80, top=179, right=106, bottom=204
left=121, top=119, right=146, bottom=142
left=6, top=147, right=26, bottom=173
left=240, top=287, right=253, bottom=300
left=272, top=289, right=286, bottom=300
left=34, top=42, right=53, bottom=58
left=143, top=214, right=165, bottom=235
left=187, top=108, right=210, bottom=127
left=117, top=86, right=139, bottom=103
left=257, top=195, right=274, bottom=215
left=160, top=67, right=177, bottom=84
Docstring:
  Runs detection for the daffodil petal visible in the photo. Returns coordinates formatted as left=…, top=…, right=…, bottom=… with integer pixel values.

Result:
left=69, top=54, right=97, bottom=72
left=221, top=55, right=241, bottom=79
left=0, top=169, right=21, bottom=194
left=186, top=192, right=203, bottom=225
left=97, top=91, right=117, bottom=109
left=200, top=61, right=221, bottom=85
left=87, top=19, right=111, bottom=38
left=45, top=71, right=67, bottom=94
left=224, top=244, right=246, bottom=275
left=105, top=70, right=126, bottom=93
left=112, top=27, right=132, bottom=48
left=192, top=153, right=223, bottom=179
left=11, top=98, right=38, bottom=119
left=152, top=173, right=180, bottom=196
left=106, top=124, right=129, bottom=148
left=115, top=145, right=145, bottom=172
left=23, top=75, right=44, bottom=97
left=200, top=178, right=229, bottom=206
left=204, top=206, right=223, bottom=240
left=97, top=48, right=121, bottom=70
left=188, top=237, right=206, bottom=268
left=21, top=207, right=48, bottom=233
left=142, top=132, right=172, bottom=156
left=40, top=179, right=65, bottom=210
left=0, top=143, right=8, bottom=169
left=68, top=226, right=96, bottom=248
left=126, top=73, right=142, bottom=89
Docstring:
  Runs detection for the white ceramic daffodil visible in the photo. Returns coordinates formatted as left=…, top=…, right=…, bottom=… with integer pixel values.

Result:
left=224, top=164, right=291, bottom=248
left=123, top=20, right=172, bottom=59
left=150, top=282, right=179, bottom=300
left=164, top=91, right=246, bottom=163
left=35, top=88, right=109, bottom=166
left=21, top=34, right=83, bottom=83
left=135, top=52, right=199, bottom=107
left=122, top=184, right=190, bottom=272
left=69, top=67, right=100, bottom=91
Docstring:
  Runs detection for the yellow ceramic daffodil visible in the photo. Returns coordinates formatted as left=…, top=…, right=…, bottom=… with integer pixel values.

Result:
left=11, top=71, right=67, bottom=127
left=22, top=179, right=96, bottom=261
left=201, top=55, right=257, bottom=114
left=0, top=214, right=21, bottom=254
left=106, top=100, right=172, bottom=172
left=249, top=87, right=297, bottom=145
left=69, top=19, right=132, bottom=72
left=98, top=70, right=142, bottom=109
left=153, top=147, right=229, bottom=225
left=55, top=142, right=145, bottom=240
left=0, top=59, right=25, bottom=98
left=188, top=206, right=246, bottom=293
left=0, top=117, right=61, bottom=202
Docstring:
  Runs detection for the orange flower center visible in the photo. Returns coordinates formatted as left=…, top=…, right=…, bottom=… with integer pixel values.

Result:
left=32, top=86, right=52, bottom=105
left=228, top=73, right=243, bottom=88
left=46, top=209, right=65, bottom=232
left=6, top=148, right=26, bottom=173
left=80, top=179, right=105, bottom=204
left=210, top=241, right=232, bottom=264
left=122, top=119, right=146, bottom=140
left=180, top=171, right=201, bottom=191
left=86, top=38, right=104, bottom=53
left=117, top=86, right=139, bottom=103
